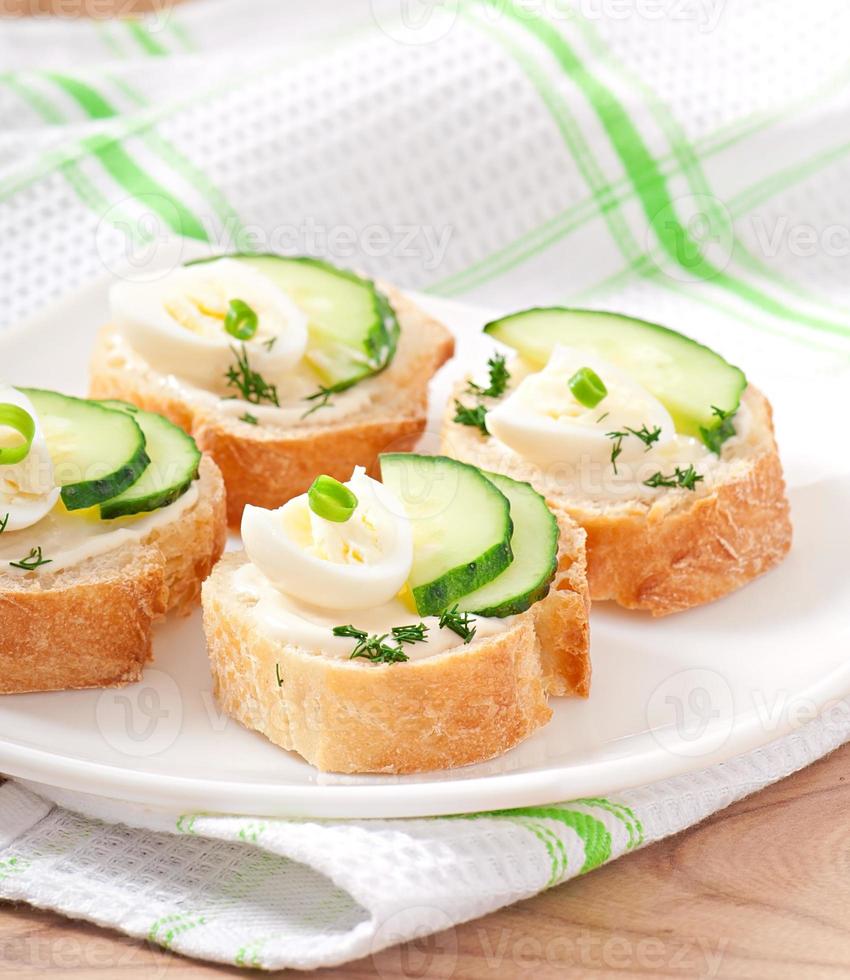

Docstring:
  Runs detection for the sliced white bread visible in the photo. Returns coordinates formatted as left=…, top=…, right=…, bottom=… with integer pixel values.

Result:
left=89, top=287, right=455, bottom=525
left=201, top=513, right=590, bottom=774
left=443, top=385, right=792, bottom=616
left=0, top=456, right=227, bottom=694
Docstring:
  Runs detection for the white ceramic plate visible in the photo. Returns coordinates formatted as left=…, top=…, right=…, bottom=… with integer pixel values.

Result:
left=1, top=246, right=849, bottom=818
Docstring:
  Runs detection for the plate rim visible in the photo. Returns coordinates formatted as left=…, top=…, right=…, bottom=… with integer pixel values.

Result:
left=4, top=653, right=848, bottom=818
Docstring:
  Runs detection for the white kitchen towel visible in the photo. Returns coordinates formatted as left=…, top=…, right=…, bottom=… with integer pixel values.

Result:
left=2, top=698, right=849, bottom=972
left=1, top=0, right=850, bottom=971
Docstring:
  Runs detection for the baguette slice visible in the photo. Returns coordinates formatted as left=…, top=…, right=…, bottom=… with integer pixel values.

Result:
left=202, top=513, right=590, bottom=774
left=443, top=384, right=792, bottom=616
left=89, top=287, right=455, bottom=525
left=0, top=456, right=227, bottom=694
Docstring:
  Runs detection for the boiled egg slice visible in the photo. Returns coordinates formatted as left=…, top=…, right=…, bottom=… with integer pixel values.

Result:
left=485, top=345, right=675, bottom=469
left=241, top=467, right=414, bottom=610
left=0, top=385, right=61, bottom=533
left=110, top=258, right=309, bottom=392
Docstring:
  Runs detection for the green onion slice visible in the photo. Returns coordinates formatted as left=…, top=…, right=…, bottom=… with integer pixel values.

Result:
left=308, top=475, right=358, bottom=523
left=224, top=298, right=259, bottom=341
left=0, top=403, right=36, bottom=465
left=568, top=367, right=608, bottom=409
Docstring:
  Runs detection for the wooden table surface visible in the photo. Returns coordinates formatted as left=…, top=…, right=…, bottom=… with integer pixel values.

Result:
left=2, top=1, right=848, bottom=977
left=2, top=743, right=849, bottom=979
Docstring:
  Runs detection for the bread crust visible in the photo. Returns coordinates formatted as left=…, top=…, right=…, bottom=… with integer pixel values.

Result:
left=0, top=456, right=227, bottom=694
left=566, top=437, right=790, bottom=615
left=192, top=413, right=425, bottom=523
left=201, top=513, right=590, bottom=774
left=89, top=286, right=455, bottom=524
left=443, top=385, right=792, bottom=616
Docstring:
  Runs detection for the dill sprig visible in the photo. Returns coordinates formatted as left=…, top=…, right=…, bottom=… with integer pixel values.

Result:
left=453, top=400, right=489, bottom=436
left=331, top=621, right=430, bottom=664
left=606, top=430, right=628, bottom=474
left=332, top=625, right=368, bottom=641
left=455, top=354, right=510, bottom=437
left=625, top=424, right=662, bottom=450
left=700, top=405, right=737, bottom=454
left=0, top=513, right=8, bottom=534
left=466, top=353, right=511, bottom=399
left=438, top=604, right=477, bottom=644
left=9, top=546, right=52, bottom=571
left=224, top=344, right=279, bottom=406
left=239, top=412, right=259, bottom=425
left=333, top=623, right=432, bottom=664
left=302, top=386, right=335, bottom=419
left=672, top=464, right=704, bottom=491
left=642, top=471, right=677, bottom=489
left=644, top=464, right=704, bottom=491
left=275, top=663, right=284, bottom=687
left=350, top=634, right=410, bottom=664
left=606, top=423, right=663, bottom=472
left=391, top=622, right=429, bottom=645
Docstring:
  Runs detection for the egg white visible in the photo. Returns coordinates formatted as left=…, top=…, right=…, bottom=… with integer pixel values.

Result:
left=241, top=468, right=414, bottom=611
left=486, top=345, right=676, bottom=469
left=0, top=385, right=61, bottom=533
left=110, top=258, right=309, bottom=392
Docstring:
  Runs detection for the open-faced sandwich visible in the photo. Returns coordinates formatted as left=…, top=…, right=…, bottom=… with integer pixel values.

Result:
left=0, top=386, right=226, bottom=693
left=202, top=453, right=590, bottom=773
left=442, top=309, right=792, bottom=616
left=89, top=254, right=455, bottom=524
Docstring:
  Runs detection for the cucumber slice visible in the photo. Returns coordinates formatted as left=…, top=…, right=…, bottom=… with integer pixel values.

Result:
left=484, top=308, right=747, bottom=444
left=380, top=453, right=514, bottom=617
left=22, top=389, right=149, bottom=511
left=96, top=401, right=201, bottom=519
left=457, top=472, right=558, bottom=618
left=189, top=254, right=400, bottom=392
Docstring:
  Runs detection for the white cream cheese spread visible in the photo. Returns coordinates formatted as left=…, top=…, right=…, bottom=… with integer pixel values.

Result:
left=0, top=482, right=199, bottom=576
left=233, top=562, right=509, bottom=662
left=238, top=467, right=510, bottom=663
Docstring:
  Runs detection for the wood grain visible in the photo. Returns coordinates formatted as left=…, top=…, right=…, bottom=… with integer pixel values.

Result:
left=2, top=743, right=849, bottom=978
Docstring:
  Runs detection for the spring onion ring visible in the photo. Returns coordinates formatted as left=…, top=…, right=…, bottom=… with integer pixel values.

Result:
left=0, top=403, right=36, bottom=465
left=568, top=366, right=608, bottom=409
left=308, top=475, right=358, bottom=523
